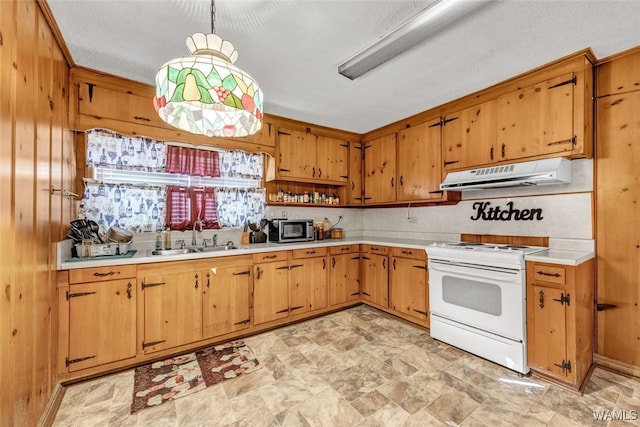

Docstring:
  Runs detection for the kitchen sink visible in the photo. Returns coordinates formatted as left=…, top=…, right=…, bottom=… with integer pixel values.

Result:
left=195, top=245, right=239, bottom=252
left=151, top=248, right=199, bottom=256
left=151, top=245, right=239, bottom=256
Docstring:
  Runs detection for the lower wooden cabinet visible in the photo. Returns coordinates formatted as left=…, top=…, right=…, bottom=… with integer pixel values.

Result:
left=66, top=278, right=137, bottom=372
left=141, top=270, right=203, bottom=353
left=526, top=259, right=595, bottom=390
left=60, top=265, right=137, bottom=372
left=328, top=245, right=361, bottom=306
left=389, top=247, right=429, bottom=326
left=361, top=245, right=389, bottom=308
left=290, top=250, right=329, bottom=315
left=202, top=265, right=252, bottom=339
left=253, top=248, right=328, bottom=325
left=138, top=256, right=253, bottom=354
left=253, top=260, right=290, bottom=325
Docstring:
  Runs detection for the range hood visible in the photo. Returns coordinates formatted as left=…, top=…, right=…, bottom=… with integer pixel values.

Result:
left=440, top=158, right=572, bottom=191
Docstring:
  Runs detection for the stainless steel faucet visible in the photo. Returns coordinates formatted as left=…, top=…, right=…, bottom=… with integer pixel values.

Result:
left=191, top=219, right=202, bottom=246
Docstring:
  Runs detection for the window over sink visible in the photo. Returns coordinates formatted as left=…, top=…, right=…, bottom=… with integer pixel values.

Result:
left=82, top=128, right=266, bottom=233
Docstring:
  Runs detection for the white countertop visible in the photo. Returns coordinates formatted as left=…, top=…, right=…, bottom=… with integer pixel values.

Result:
left=57, top=237, right=439, bottom=270
left=57, top=237, right=593, bottom=270
left=524, top=249, right=594, bottom=266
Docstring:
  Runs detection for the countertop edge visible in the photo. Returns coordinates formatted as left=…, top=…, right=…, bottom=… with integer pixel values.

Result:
left=524, top=250, right=595, bottom=266
left=58, top=238, right=594, bottom=270
left=57, top=237, right=438, bottom=270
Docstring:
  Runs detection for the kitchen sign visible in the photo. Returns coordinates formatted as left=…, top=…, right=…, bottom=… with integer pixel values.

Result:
left=470, top=201, right=543, bottom=221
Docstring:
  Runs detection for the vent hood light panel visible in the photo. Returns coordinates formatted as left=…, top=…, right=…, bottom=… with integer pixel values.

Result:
left=440, top=158, right=572, bottom=190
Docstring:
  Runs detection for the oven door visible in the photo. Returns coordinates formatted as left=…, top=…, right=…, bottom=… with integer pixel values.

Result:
left=428, top=259, right=526, bottom=341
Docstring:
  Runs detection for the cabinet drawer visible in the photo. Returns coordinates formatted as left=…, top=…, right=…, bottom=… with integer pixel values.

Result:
left=531, top=264, right=566, bottom=285
left=69, top=265, right=137, bottom=284
left=292, top=247, right=328, bottom=259
left=362, top=244, right=388, bottom=255
left=390, top=247, right=426, bottom=260
left=252, top=251, right=288, bottom=263
left=329, top=244, right=358, bottom=255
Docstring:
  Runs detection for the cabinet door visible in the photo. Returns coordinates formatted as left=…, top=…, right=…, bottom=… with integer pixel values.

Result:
left=253, top=261, right=289, bottom=325
left=202, top=266, right=251, bottom=339
left=442, top=99, right=497, bottom=169
left=597, top=91, right=640, bottom=366
left=290, top=257, right=328, bottom=315
left=498, top=73, right=575, bottom=159
left=363, top=134, right=397, bottom=204
left=329, top=254, right=361, bottom=306
left=389, top=257, right=428, bottom=321
left=142, top=271, right=202, bottom=353
left=77, top=83, right=168, bottom=129
left=361, top=253, right=388, bottom=307
left=276, top=128, right=316, bottom=179
left=347, top=141, right=363, bottom=204
left=528, top=285, right=567, bottom=378
left=67, top=279, right=136, bottom=371
left=397, top=119, right=442, bottom=201
left=316, top=135, right=349, bottom=182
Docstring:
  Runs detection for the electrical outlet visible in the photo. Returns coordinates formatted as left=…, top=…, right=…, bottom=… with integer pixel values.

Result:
left=407, top=217, right=417, bottom=223
left=281, top=210, right=287, bottom=218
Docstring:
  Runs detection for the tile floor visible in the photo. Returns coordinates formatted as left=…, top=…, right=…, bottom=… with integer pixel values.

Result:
left=52, top=306, right=640, bottom=426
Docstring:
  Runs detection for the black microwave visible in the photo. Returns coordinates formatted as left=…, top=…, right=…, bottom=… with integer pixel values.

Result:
left=268, top=219, right=314, bottom=243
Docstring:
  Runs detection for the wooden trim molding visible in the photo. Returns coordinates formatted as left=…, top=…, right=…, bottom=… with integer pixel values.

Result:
left=36, top=382, right=66, bottom=427
left=36, top=0, right=74, bottom=67
left=594, top=353, right=640, bottom=379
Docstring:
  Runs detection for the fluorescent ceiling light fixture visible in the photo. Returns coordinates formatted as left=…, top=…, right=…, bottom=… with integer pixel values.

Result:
left=338, top=0, right=493, bottom=80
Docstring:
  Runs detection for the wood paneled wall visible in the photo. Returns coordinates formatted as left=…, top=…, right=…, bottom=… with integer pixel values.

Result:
left=595, top=47, right=640, bottom=370
left=0, top=1, right=73, bottom=425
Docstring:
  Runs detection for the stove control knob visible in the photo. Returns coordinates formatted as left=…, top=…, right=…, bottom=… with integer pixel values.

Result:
left=507, top=247, right=513, bottom=252
left=493, top=246, right=500, bottom=251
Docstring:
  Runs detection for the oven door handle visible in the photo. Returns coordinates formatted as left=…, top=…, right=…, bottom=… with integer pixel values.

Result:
left=428, top=260, right=520, bottom=282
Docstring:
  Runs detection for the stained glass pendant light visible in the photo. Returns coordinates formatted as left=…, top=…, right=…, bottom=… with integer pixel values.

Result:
left=154, top=0, right=263, bottom=138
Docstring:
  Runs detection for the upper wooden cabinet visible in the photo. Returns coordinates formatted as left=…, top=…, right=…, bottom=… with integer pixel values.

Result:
left=442, top=99, right=497, bottom=171
left=347, top=141, right=364, bottom=204
left=597, top=47, right=640, bottom=97
left=397, top=119, right=442, bottom=201
left=70, top=67, right=276, bottom=154
left=274, top=128, right=349, bottom=184
left=497, top=72, right=578, bottom=159
left=363, top=122, right=457, bottom=205
left=363, top=133, right=397, bottom=204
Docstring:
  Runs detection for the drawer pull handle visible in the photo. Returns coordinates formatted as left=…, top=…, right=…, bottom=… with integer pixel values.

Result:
left=264, top=255, right=277, bottom=259
left=127, top=282, right=132, bottom=299
left=133, top=116, right=151, bottom=122
left=536, top=271, right=561, bottom=278
left=93, top=271, right=116, bottom=277
left=232, top=270, right=251, bottom=276
left=306, top=250, right=316, bottom=254
left=332, top=257, right=336, bottom=268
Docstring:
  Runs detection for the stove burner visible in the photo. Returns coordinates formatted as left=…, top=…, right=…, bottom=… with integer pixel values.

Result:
left=451, top=242, right=484, bottom=247
left=500, top=245, right=529, bottom=249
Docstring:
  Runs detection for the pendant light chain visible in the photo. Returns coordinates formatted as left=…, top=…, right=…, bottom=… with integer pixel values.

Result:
left=210, top=0, right=216, bottom=34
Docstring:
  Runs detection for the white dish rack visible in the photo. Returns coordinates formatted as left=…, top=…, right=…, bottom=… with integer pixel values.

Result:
left=75, top=241, right=131, bottom=257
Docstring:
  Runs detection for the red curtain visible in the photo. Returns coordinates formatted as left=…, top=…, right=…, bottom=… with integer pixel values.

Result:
left=166, top=185, right=220, bottom=231
left=166, top=145, right=220, bottom=177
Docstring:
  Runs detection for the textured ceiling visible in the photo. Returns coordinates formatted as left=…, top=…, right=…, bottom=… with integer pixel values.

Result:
left=47, top=0, right=639, bottom=134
